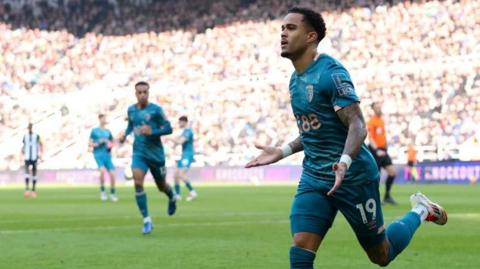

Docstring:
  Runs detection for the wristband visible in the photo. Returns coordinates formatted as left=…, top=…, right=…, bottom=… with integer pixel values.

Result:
left=281, top=145, right=293, bottom=158
left=339, top=154, right=352, bottom=169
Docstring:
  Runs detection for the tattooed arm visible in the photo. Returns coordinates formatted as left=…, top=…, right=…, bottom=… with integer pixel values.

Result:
left=327, top=103, right=367, bottom=196
left=336, top=103, right=368, bottom=159
left=288, top=136, right=304, bottom=154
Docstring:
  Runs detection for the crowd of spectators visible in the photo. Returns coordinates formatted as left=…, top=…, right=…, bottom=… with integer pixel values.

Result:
left=0, top=0, right=479, bottom=169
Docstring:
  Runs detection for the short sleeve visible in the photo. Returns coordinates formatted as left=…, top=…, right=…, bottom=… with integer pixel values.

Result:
left=321, top=63, right=359, bottom=111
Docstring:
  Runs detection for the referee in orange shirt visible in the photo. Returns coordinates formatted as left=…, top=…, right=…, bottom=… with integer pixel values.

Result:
left=367, top=102, right=397, bottom=205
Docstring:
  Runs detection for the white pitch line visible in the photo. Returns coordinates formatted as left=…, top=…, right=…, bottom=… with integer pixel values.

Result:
left=2, top=213, right=478, bottom=234
left=0, top=219, right=289, bottom=235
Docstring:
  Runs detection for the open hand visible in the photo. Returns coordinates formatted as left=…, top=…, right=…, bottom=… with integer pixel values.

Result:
left=245, top=144, right=283, bottom=168
left=327, top=162, right=347, bottom=196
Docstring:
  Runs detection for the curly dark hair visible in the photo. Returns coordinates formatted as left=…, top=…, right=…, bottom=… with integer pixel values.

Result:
left=134, top=81, right=149, bottom=88
left=287, top=7, right=327, bottom=43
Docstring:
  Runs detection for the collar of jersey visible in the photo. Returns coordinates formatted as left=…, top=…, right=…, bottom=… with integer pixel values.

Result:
left=295, top=53, right=325, bottom=76
left=135, top=102, right=151, bottom=110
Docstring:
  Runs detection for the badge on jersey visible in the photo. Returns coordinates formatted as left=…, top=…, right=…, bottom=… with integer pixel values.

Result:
left=331, top=73, right=354, bottom=96
left=306, top=85, right=314, bottom=103
left=143, top=113, right=151, bottom=121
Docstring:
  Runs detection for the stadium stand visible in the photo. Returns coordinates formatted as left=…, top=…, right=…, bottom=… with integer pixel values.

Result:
left=0, top=0, right=479, bottom=170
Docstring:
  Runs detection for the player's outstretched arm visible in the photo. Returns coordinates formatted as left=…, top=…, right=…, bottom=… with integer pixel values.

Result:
left=328, top=103, right=367, bottom=196
left=245, top=136, right=303, bottom=168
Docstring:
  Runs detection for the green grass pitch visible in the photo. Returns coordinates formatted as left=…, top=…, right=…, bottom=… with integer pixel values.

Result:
left=0, top=184, right=479, bottom=269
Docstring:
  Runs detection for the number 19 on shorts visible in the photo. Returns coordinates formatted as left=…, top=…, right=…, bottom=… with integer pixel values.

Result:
left=356, top=198, right=377, bottom=224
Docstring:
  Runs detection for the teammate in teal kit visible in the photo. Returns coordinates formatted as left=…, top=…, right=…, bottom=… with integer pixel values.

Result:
left=246, top=7, right=447, bottom=268
left=119, top=81, right=177, bottom=235
left=89, top=114, right=118, bottom=202
left=173, top=116, right=198, bottom=202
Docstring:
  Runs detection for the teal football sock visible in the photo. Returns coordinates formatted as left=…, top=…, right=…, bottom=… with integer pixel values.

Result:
left=290, top=246, right=315, bottom=269
left=174, top=183, right=180, bottom=195
left=185, top=181, right=194, bottom=191
left=386, top=211, right=421, bottom=263
left=135, top=187, right=149, bottom=218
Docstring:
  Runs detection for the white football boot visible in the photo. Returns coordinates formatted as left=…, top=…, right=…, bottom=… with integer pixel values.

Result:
left=100, top=192, right=108, bottom=201
left=410, top=192, right=448, bottom=225
left=186, top=190, right=198, bottom=202
left=110, top=194, right=119, bottom=202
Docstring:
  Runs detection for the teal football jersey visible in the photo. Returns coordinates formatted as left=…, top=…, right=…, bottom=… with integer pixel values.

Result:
left=125, top=103, right=172, bottom=163
left=289, top=54, right=378, bottom=183
left=90, top=127, right=113, bottom=154
left=181, top=128, right=194, bottom=159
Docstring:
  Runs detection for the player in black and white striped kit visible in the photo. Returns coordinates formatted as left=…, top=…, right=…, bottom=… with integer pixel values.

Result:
left=22, top=123, right=43, bottom=198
